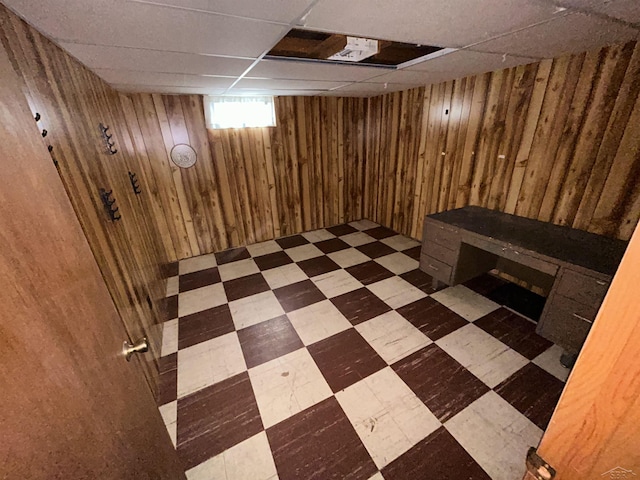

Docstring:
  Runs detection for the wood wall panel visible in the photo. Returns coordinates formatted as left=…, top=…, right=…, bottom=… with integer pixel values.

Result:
left=364, top=41, right=640, bottom=242
left=122, top=94, right=367, bottom=260
left=0, top=5, right=169, bottom=392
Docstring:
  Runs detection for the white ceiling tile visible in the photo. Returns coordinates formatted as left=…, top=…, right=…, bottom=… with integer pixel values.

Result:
left=115, top=85, right=227, bottom=95
left=362, top=69, right=456, bottom=85
left=234, top=78, right=349, bottom=90
left=3, top=0, right=288, bottom=57
left=406, top=50, right=538, bottom=75
left=550, top=0, right=640, bottom=25
left=93, top=69, right=237, bottom=89
left=227, top=89, right=327, bottom=96
left=59, top=43, right=255, bottom=76
left=247, top=59, right=391, bottom=81
left=302, top=0, right=562, bottom=47
left=130, top=0, right=315, bottom=24
left=332, top=82, right=420, bottom=95
left=471, top=12, right=640, bottom=58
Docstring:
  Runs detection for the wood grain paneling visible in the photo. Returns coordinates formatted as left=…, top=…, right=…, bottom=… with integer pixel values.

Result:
left=0, top=5, right=169, bottom=392
left=363, top=41, right=640, bottom=243
left=121, top=94, right=366, bottom=259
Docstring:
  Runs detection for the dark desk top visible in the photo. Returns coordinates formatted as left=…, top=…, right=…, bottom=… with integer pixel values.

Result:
left=428, top=206, right=628, bottom=275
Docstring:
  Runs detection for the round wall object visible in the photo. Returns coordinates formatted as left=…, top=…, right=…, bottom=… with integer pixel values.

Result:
left=170, top=144, right=197, bottom=168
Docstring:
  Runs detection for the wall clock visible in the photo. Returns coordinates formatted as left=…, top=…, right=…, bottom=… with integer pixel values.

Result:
left=170, top=144, right=197, bottom=168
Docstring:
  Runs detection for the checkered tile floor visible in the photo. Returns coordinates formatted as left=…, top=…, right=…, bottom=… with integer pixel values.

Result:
left=158, top=220, right=569, bottom=480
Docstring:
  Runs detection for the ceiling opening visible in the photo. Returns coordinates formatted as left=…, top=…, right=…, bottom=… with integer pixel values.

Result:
left=265, top=28, right=444, bottom=68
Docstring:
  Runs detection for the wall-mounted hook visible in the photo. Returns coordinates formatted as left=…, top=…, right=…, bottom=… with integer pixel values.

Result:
left=34, top=113, right=41, bottom=122
left=99, top=188, right=121, bottom=222
left=128, top=171, right=142, bottom=195
left=41, top=129, right=48, bottom=138
left=99, top=123, right=118, bottom=155
left=48, top=145, right=53, bottom=153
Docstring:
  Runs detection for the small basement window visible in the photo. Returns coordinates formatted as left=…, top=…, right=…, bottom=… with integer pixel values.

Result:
left=204, top=96, right=276, bottom=129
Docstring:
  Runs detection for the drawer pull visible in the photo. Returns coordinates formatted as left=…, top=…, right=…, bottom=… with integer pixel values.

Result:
left=596, top=280, right=607, bottom=286
left=428, top=264, right=439, bottom=271
left=572, top=313, right=593, bottom=324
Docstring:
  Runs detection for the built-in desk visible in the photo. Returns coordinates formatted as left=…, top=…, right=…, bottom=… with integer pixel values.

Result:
left=420, top=206, right=628, bottom=354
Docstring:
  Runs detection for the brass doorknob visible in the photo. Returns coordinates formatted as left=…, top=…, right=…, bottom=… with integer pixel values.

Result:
left=123, top=337, right=149, bottom=361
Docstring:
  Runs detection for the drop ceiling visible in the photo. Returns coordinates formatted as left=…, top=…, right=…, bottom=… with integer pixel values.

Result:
left=2, top=0, right=639, bottom=97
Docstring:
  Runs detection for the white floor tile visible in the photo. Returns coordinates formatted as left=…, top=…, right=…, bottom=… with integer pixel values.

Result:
left=178, top=283, right=227, bottom=317
left=356, top=311, right=431, bottom=364
left=179, top=253, right=217, bottom=275
left=285, top=243, right=324, bottom=262
left=533, top=344, right=570, bottom=382
left=349, top=219, right=380, bottom=230
left=367, top=277, right=427, bottom=309
left=328, top=248, right=371, bottom=268
left=262, top=263, right=308, bottom=290
left=342, top=231, right=377, bottom=247
left=445, top=391, right=543, bottom=480
left=186, top=432, right=278, bottom=480
left=229, top=291, right=285, bottom=330
left=312, top=269, right=362, bottom=298
left=436, top=324, right=528, bottom=388
left=161, top=319, right=179, bottom=357
left=158, top=400, right=177, bottom=448
left=287, top=300, right=352, bottom=345
left=430, top=285, right=500, bottom=321
left=246, top=240, right=282, bottom=257
left=381, top=235, right=420, bottom=251
left=249, top=348, right=332, bottom=428
left=375, top=252, right=419, bottom=275
left=177, top=332, right=246, bottom=398
left=166, top=276, right=179, bottom=297
left=302, top=229, right=336, bottom=243
left=218, top=258, right=260, bottom=282
left=336, top=367, right=440, bottom=469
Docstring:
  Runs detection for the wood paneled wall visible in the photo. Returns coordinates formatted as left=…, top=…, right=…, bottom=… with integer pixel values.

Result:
left=121, top=94, right=366, bottom=261
left=364, top=41, right=640, bottom=242
left=0, top=5, right=169, bottom=391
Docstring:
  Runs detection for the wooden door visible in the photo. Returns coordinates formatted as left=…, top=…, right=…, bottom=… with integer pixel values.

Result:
left=0, top=40, right=185, bottom=479
left=524, top=224, right=640, bottom=479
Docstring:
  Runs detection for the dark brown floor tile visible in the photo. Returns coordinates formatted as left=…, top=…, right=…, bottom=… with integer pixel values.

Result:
left=274, top=279, right=327, bottom=312
left=326, top=224, right=358, bottom=236
left=474, top=307, right=553, bottom=359
left=382, top=427, right=490, bottom=480
left=215, top=246, right=251, bottom=265
left=165, top=261, right=179, bottom=277
left=267, top=397, right=377, bottom=480
left=178, top=304, right=235, bottom=350
left=495, top=363, right=564, bottom=430
left=179, top=267, right=221, bottom=293
left=397, top=297, right=468, bottom=341
left=177, top=372, right=263, bottom=470
left=463, top=273, right=508, bottom=296
left=238, top=315, right=304, bottom=368
left=392, top=344, right=489, bottom=422
left=403, top=245, right=422, bottom=260
left=315, top=238, right=350, bottom=254
left=223, top=272, right=270, bottom=302
left=356, top=241, right=396, bottom=259
left=308, top=329, right=386, bottom=392
left=400, top=269, right=443, bottom=294
left=331, top=287, right=392, bottom=325
left=364, top=226, right=397, bottom=240
left=276, top=234, right=309, bottom=249
left=254, top=251, right=293, bottom=271
left=164, top=295, right=178, bottom=321
left=157, top=353, right=177, bottom=406
left=346, top=261, right=394, bottom=285
left=297, top=256, right=341, bottom=277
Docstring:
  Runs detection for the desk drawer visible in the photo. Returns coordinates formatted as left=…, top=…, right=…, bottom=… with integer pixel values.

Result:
left=420, top=254, right=452, bottom=284
left=556, top=269, right=609, bottom=306
left=421, top=240, right=457, bottom=265
left=423, top=220, right=460, bottom=250
left=464, top=235, right=558, bottom=276
left=538, top=295, right=597, bottom=353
